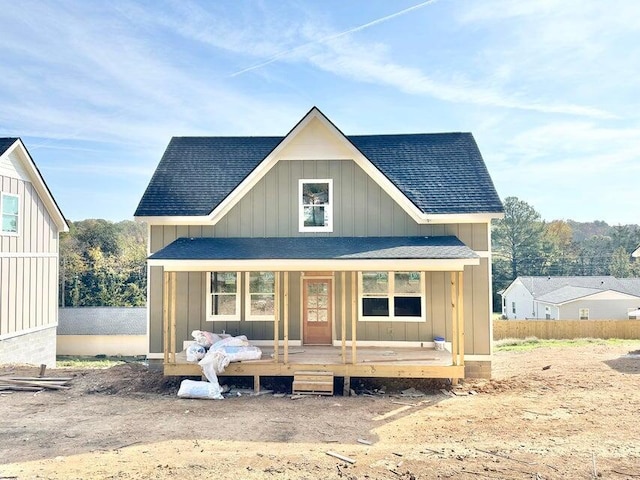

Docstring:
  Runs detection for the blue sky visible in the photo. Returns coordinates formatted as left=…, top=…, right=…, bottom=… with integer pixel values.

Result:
left=1, top=0, right=638, bottom=224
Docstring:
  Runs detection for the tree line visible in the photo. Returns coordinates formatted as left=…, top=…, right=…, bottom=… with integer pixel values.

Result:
left=59, top=219, right=147, bottom=307
left=491, top=197, right=640, bottom=310
left=58, top=199, right=640, bottom=310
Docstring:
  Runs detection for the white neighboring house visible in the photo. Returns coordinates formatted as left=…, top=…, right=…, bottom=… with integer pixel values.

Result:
left=0, top=138, right=68, bottom=366
left=501, top=276, right=640, bottom=320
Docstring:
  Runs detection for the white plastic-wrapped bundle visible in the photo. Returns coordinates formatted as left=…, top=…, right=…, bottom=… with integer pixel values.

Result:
left=191, top=330, right=222, bottom=348
left=222, top=345, right=262, bottom=362
left=177, top=379, right=224, bottom=400
left=186, top=343, right=206, bottom=362
left=199, top=349, right=231, bottom=382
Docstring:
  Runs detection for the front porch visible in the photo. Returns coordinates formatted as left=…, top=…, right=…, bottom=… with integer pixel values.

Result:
left=160, top=269, right=469, bottom=389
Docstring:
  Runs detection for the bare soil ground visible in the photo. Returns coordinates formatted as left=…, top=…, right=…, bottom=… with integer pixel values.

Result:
left=1, top=342, right=639, bottom=480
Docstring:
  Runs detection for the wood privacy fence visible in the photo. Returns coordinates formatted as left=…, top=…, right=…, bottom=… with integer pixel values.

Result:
left=493, top=320, right=640, bottom=340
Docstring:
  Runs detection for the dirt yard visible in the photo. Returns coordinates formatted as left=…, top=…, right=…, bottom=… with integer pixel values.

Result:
left=1, top=342, right=639, bottom=480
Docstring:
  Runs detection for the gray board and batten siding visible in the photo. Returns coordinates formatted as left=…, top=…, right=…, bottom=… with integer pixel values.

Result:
left=147, top=158, right=492, bottom=356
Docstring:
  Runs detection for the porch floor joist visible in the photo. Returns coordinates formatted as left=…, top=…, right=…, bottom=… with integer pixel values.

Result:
left=163, top=345, right=464, bottom=379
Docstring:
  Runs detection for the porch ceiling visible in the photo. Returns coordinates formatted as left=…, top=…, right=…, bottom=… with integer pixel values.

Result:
left=148, top=236, right=480, bottom=272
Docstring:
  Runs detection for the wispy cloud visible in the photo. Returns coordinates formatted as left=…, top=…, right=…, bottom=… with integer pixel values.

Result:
left=229, top=0, right=439, bottom=77
left=157, top=0, right=614, bottom=118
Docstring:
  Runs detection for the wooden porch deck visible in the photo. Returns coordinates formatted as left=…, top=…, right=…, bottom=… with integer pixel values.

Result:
left=164, top=345, right=464, bottom=381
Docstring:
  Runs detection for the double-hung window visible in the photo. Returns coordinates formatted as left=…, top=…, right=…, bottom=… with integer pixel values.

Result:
left=246, top=271, right=275, bottom=321
left=207, top=272, right=240, bottom=321
left=299, top=179, right=332, bottom=232
left=1, top=193, right=19, bottom=235
left=359, top=271, right=424, bottom=322
left=579, top=308, right=589, bottom=320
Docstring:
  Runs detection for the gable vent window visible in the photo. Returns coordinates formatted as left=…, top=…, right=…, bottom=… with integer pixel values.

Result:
left=1, top=193, right=19, bottom=235
left=299, top=179, right=332, bottom=232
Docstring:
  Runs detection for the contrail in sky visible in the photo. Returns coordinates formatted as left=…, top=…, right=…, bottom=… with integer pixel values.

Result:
left=230, top=0, right=439, bottom=77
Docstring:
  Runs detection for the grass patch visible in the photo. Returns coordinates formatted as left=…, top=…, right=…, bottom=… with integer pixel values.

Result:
left=56, top=356, right=144, bottom=369
left=494, top=337, right=638, bottom=352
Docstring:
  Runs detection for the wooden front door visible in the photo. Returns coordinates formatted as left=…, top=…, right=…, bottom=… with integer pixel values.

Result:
left=302, top=278, right=333, bottom=345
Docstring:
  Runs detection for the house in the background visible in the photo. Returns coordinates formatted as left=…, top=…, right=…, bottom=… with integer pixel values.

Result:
left=57, top=307, right=147, bottom=357
left=501, top=276, right=640, bottom=320
left=633, top=246, right=640, bottom=259
left=0, top=138, right=68, bottom=366
left=135, top=107, right=504, bottom=385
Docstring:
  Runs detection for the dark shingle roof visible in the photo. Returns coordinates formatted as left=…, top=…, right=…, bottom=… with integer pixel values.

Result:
left=0, top=137, right=18, bottom=156
left=350, top=133, right=502, bottom=214
left=516, top=276, right=640, bottom=300
left=57, top=307, right=147, bottom=335
left=149, top=235, right=479, bottom=261
left=135, top=130, right=503, bottom=217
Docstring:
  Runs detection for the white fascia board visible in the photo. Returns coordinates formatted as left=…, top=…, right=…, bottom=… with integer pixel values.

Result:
left=148, top=257, right=480, bottom=272
left=7, top=140, right=68, bottom=232
left=137, top=213, right=502, bottom=227
left=135, top=215, right=212, bottom=225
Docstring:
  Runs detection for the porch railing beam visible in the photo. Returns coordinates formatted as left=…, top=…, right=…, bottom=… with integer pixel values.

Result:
left=458, top=270, right=465, bottom=367
left=170, top=271, right=177, bottom=364
left=274, top=272, right=280, bottom=364
left=351, top=271, right=357, bottom=365
left=341, top=271, right=347, bottom=364
left=162, top=270, right=169, bottom=365
left=284, top=271, right=289, bottom=364
left=450, top=272, right=458, bottom=367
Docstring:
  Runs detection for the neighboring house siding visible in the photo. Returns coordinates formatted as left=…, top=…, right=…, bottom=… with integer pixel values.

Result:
left=557, top=299, right=640, bottom=320
left=1, top=174, right=60, bottom=339
left=502, top=281, right=535, bottom=320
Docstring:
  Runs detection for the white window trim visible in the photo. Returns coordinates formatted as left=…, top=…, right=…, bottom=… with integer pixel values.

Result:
left=579, top=308, right=589, bottom=320
left=206, top=272, right=241, bottom=322
left=299, top=179, right=333, bottom=233
left=245, top=271, right=275, bottom=321
left=358, top=271, right=426, bottom=322
left=1, top=192, right=19, bottom=236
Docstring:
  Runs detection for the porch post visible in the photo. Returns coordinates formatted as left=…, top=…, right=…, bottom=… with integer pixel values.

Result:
left=273, top=272, right=280, bottom=363
left=458, top=270, right=465, bottom=366
left=170, top=271, right=177, bottom=364
left=341, top=271, right=347, bottom=364
left=450, top=272, right=458, bottom=367
left=284, top=272, right=289, bottom=364
left=351, top=271, right=357, bottom=364
left=162, top=270, right=169, bottom=365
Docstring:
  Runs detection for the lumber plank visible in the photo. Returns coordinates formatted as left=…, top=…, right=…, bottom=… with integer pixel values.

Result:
left=326, top=451, right=356, bottom=464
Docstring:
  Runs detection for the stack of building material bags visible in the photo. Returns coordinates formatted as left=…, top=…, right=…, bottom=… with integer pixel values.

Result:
left=178, top=330, right=262, bottom=399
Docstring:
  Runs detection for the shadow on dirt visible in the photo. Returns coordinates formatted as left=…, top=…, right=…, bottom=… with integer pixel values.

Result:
left=604, top=351, right=640, bottom=375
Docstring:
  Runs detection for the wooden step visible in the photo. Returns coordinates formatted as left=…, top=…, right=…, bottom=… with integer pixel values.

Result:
left=293, top=371, right=334, bottom=396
